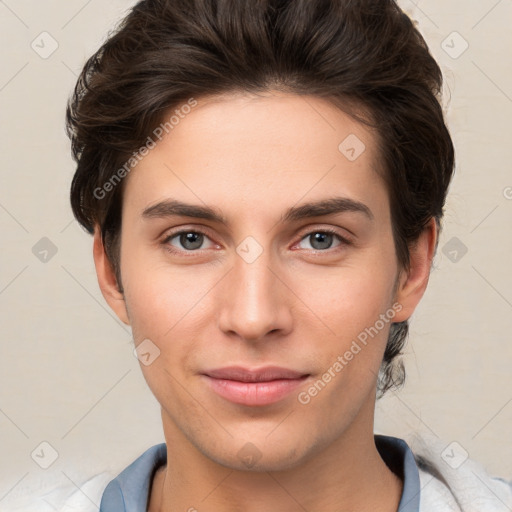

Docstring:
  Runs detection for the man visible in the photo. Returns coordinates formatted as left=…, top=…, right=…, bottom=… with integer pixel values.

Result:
left=62, top=0, right=511, bottom=510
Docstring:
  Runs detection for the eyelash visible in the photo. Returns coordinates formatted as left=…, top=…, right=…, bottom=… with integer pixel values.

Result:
left=161, top=227, right=353, bottom=256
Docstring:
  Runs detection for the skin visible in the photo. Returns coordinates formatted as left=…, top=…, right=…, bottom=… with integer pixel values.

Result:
left=93, top=90, right=437, bottom=512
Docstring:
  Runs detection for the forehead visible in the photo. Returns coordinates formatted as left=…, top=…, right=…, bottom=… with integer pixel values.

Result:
left=122, top=91, right=388, bottom=221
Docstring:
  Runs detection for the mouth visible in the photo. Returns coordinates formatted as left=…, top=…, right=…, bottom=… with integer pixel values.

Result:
left=201, top=366, right=311, bottom=406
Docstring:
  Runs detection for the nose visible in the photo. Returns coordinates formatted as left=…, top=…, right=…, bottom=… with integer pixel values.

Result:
left=217, top=248, right=293, bottom=342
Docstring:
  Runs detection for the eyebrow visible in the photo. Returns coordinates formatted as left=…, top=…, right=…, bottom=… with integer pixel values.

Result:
left=141, top=197, right=374, bottom=225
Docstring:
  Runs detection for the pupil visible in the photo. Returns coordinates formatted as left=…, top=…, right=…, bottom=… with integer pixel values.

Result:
left=311, top=232, right=332, bottom=250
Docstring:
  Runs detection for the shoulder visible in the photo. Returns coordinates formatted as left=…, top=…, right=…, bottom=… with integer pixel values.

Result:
left=407, top=432, right=512, bottom=512
left=4, top=471, right=114, bottom=512
left=5, top=444, right=166, bottom=512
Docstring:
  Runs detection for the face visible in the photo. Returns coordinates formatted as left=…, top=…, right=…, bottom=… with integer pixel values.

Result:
left=96, top=90, right=427, bottom=472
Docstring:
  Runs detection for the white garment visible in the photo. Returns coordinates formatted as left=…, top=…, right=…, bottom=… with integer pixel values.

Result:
left=5, top=433, right=512, bottom=512
left=410, top=432, right=512, bottom=512
left=2, top=472, right=112, bottom=512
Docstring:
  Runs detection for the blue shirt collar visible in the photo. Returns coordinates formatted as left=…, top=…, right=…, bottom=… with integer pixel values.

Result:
left=375, top=434, right=421, bottom=511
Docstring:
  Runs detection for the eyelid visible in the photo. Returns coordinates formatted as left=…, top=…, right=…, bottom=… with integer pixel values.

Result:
left=294, top=225, right=354, bottom=246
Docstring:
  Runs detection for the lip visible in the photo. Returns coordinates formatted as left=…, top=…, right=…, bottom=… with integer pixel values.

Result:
left=201, top=366, right=310, bottom=406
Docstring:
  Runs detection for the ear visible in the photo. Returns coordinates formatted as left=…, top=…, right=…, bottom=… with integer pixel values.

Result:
left=92, top=226, right=130, bottom=325
left=392, top=217, right=438, bottom=322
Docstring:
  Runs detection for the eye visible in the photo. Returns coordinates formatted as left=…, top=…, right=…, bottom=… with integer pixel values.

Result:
left=296, top=230, right=350, bottom=251
left=163, top=230, right=216, bottom=252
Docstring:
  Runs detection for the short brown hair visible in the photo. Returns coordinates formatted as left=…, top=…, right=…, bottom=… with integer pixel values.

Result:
left=66, top=0, right=455, bottom=397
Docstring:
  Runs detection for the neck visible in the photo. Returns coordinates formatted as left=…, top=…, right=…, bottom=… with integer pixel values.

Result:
left=149, top=398, right=403, bottom=512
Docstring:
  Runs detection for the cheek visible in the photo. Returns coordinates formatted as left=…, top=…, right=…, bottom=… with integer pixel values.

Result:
left=122, top=264, right=206, bottom=399
left=290, top=259, right=397, bottom=340
left=124, top=268, right=207, bottom=339
left=120, top=236, right=190, bottom=323
left=287, top=254, right=399, bottom=395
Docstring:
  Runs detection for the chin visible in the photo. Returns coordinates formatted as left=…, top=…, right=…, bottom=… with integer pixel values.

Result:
left=211, top=445, right=307, bottom=473
left=199, top=429, right=319, bottom=473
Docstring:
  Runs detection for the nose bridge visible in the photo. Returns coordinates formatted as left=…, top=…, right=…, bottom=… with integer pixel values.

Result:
left=218, top=244, right=290, bottom=340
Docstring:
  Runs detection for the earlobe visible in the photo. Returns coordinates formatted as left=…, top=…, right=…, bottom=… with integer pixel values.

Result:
left=92, top=226, right=130, bottom=325
left=392, top=218, right=438, bottom=323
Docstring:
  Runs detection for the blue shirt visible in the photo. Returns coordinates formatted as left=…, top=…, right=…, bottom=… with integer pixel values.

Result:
left=99, top=434, right=421, bottom=511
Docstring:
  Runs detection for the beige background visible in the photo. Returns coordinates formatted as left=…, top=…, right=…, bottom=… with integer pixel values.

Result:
left=0, top=0, right=511, bottom=508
